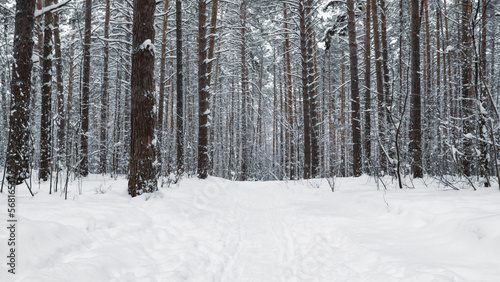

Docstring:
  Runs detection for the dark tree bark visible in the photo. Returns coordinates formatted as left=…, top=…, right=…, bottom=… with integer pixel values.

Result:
left=158, top=0, right=169, bottom=174
left=283, top=2, right=295, bottom=179
left=300, top=0, right=311, bottom=178
left=300, top=0, right=319, bottom=179
left=53, top=0, right=65, bottom=175
left=379, top=0, right=390, bottom=107
left=195, top=0, right=218, bottom=178
left=67, top=18, right=75, bottom=171
left=461, top=0, right=473, bottom=176
left=363, top=0, right=371, bottom=172
left=307, top=0, right=320, bottom=178
left=39, top=0, right=53, bottom=182
left=128, top=0, right=157, bottom=197
left=1, top=6, right=8, bottom=141
left=240, top=2, right=249, bottom=180
left=197, top=0, right=211, bottom=179
left=80, top=0, right=92, bottom=177
left=371, top=0, right=385, bottom=172
left=6, top=0, right=36, bottom=185
left=176, top=0, right=184, bottom=176
left=478, top=0, right=490, bottom=186
left=409, top=0, right=422, bottom=178
left=347, top=0, right=362, bottom=176
left=99, top=0, right=111, bottom=174
left=206, top=0, right=218, bottom=84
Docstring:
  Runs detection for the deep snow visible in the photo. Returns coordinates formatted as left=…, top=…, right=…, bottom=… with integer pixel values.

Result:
left=1, top=175, right=500, bottom=281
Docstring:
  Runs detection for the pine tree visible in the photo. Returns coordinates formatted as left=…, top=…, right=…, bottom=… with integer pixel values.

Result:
left=39, top=0, right=53, bottom=182
left=197, top=0, right=210, bottom=179
left=6, top=0, right=36, bottom=185
left=363, top=0, right=372, bottom=172
left=80, top=0, right=92, bottom=177
left=347, top=0, right=361, bottom=177
left=99, top=0, right=111, bottom=174
left=176, top=0, right=184, bottom=177
left=409, top=0, right=422, bottom=178
left=128, top=0, right=157, bottom=197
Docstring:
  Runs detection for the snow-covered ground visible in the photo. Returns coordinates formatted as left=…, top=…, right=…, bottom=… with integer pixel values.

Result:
left=1, top=175, right=500, bottom=281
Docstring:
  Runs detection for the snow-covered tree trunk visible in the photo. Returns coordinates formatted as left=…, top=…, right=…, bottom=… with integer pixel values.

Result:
left=39, top=0, right=53, bottom=182
left=176, top=0, right=184, bottom=177
left=409, top=0, right=422, bottom=178
left=240, top=1, right=249, bottom=180
left=197, top=0, right=209, bottom=179
left=80, top=0, right=92, bottom=177
left=300, top=0, right=319, bottom=179
left=461, top=0, right=474, bottom=177
left=6, top=0, right=36, bottom=185
left=157, top=0, right=169, bottom=177
left=363, top=0, right=372, bottom=173
left=128, top=0, right=157, bottom=197
left=53, top=0, right=65, bottom=183
left=99, top=0, right=111, bottom=174
left=347, top=0, right=361, bottom=177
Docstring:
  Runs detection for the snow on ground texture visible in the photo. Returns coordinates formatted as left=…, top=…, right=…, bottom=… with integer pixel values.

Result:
left=1, top=175, right=500, bottom=282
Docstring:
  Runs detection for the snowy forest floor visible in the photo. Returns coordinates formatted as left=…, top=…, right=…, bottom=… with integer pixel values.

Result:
left=1, top=175, right=500, bottom=281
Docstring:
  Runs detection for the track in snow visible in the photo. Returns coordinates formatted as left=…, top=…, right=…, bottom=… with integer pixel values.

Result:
left=2, top=175, right=500, bottom=282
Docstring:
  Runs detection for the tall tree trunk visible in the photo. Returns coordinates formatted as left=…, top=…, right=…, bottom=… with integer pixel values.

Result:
left=198, top=0, right=210, bottom=179
left=176, top=0, right=184, bottom=175
left=398, top=0, right=404, bottom=110
left=158, top=0, right=169, bottom=176
left=207, top=0, right=218, bottom=84
left=283, top=2, right=295, bottom=179
left=347, top=0, right=362, bottom=177
left=478, top=0, right=489, bottom=186
left=53, top=0, right=65, bottom=176
left=240, top=2, right=249, bottom=180
left=371, top=0, right=385, bottom=172
left=128, top=0, right=157, bottom=197
left=300, top=0, right=319, bottom=179
left=409, top=0, right=423, bottom=178
left=67, top=18, right=76, bottom=171
left=423, top=0, right=432, bottom=172
left=379, top=0, right=390, bottom=108
left=461, top=0, right=473, bottom=176
left=363, top=0, right=371, bottom=172
left=39, top=0, right=53, bottom=182
left=1, top=7, right=8, bottom=153
left=99, top=0, right=111, bottom=174
left=6, top=0, right=36, bottom=185
left=341, top=45, right=346, bottom=176
left=80, top=0, right=92, bottom=177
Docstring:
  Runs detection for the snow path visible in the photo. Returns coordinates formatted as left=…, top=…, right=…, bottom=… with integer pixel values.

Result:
left=1, top=176, right=500, bottom=281
left=220, top=184, right=286, bottom=281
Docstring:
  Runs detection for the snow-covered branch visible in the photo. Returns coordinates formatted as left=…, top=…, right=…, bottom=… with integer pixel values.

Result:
left=35, top=0, right=72, bottom=18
